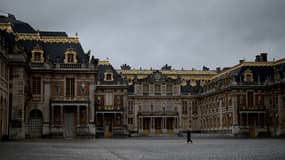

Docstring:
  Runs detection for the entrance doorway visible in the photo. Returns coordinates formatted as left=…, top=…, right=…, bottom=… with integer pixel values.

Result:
left=104, top=115, right=113, bottom=138
left=29, top=110, right=43, bottom=138
left=64, top=107, right=75, bottom=139
left=143, top=118, right=150, bottom=134
left=167, top=118, right=174, bottom=134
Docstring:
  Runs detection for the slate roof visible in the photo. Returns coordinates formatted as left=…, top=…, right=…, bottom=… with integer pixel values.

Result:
left=0, top=14, right=89, bottom=64
left=39, top=31, right=68, bottom=37
left=230, top=66, right=274, bottom=83
left=96, top=62, right=126, bottom=85
left=12, top=21, right=36, bottom=33
left=181, top=81, right=203, bottom=95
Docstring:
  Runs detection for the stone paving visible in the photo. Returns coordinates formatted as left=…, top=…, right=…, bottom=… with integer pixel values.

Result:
left=0, top=137, right=285, bottom=160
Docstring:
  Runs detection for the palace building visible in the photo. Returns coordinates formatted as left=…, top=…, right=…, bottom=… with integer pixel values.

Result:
left=0, top=14, right=284, bottom=139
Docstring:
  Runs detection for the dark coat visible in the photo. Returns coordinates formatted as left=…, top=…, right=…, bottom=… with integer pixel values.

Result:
left=187, top=131, right=191, bottom=142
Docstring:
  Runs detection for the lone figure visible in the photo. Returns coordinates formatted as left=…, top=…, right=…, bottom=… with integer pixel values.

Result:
left=187, top=130, right=192, bottom=143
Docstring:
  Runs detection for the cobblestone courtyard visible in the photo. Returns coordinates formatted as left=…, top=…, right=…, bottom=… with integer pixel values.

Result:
left=1, top=138, right=285, bottom=160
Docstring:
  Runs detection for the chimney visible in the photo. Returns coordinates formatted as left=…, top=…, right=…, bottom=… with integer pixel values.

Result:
left=8, top=14, right=16, bottom=22
left=216, top=67, right=221, bottom=73
left=255, top=55, right=261, bottom=62
left=260, top=53, right=267, bottom=62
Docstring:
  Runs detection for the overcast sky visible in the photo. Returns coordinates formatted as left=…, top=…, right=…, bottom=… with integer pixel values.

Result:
left=1, top=0, right=285, bottom=70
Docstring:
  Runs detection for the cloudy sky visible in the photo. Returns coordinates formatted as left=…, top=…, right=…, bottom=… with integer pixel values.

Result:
left=1, top=0, right=285, bottom=70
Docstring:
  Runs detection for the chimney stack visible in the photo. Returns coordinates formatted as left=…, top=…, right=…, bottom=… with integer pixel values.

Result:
left=216, top=67, right=221, bottom=73
left=255, top=55, right=261, bottom=62
left=260, top=53, right=267, bottom=62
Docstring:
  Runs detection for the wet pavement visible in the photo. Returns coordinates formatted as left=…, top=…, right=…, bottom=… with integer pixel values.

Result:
left=0, top=137, right=285, bottom=160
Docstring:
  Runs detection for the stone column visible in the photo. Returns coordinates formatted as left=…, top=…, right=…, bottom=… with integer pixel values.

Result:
left=102, top=113, right=105, bottom=127
left=246, top=113, right=248, bottom=127
left=60, top=105, right=63, bottom=125
left=278, top=95, right=284, bottom=136
left=114, top=113, right=116, bottom=127
left=77, top=106, right=80, bottom=127
left=51, top=105, right=54, bottom=126
left=86, top=105, right=89, bottom=125
left=150, top=117, right=154, bottom=133
left=219, top=100, right=223, bottom=129
left=257, top=113, right=260, bottom=128
left=232, top=95, right=239, bottom=135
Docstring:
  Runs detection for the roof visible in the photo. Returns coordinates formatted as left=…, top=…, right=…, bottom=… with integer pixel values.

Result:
left=210, top=59, right=285, bottom=80
left=96, top=61, right=126, bottom=85
left=118, top=69, right=217, bottom=75
left=39, top=31, right=68, bottom=37
left=181, top=81, right=203, bottom=95
left=0, top=14, right=89, bottom=64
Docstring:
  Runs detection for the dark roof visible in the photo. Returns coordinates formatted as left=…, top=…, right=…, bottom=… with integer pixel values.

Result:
left=181, top=81, right=203, bottom=95
left=231, top=66, right=274, bottom=83
left=39, top=31, right=68, bottom=37
left=96, top=63, right=125, bottom=85
left=134, top=70, right=180, bottom=84
left=0, top=15, right=10, bottom=23
left=12, top=21, right=36, bottom=33
left=19, top=39, right=89, bottom=63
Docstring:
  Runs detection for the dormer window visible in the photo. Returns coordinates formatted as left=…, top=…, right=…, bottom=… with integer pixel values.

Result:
left=104, top=71, right=114, bottom=81
left=34, top=52, right=41, bottom=61
left=243, top=69, right=253, bottom=82
left=31, top=45, right=44, bottom=63
left=64, top=48, right=77, bottom=64
left=67, top=53, right=74, bottom=63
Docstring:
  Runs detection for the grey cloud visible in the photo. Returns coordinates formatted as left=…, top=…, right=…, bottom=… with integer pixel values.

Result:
left=1, top=0, right=284, bottom=69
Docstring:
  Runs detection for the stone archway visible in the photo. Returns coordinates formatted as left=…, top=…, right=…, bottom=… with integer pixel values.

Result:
left=29, top=109, right=43, bottom=138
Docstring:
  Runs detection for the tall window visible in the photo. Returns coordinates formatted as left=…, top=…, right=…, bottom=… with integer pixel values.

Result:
left=192, top=101, right=197, bottom=114
left=166, top=84, right=172, bottom=95
left=155, top=84, right=161, bottom=95
left=106, top=74, right=112, bottom=80
left=182, top=101, right=188, bottom=114
left=128, top=101, right=134, bottom=114
left=34, top=52, right=41, bottom=62
left=244, top=69, right=253, bottom=82
left=32, top=77, right=41, bottom=95
left=104, top=71, right=113, bottom=81
left=128, top=118, right=133, bottom=125
left=67, top=54, right=74, bottom=63
left=64, top=48, right=77, bottom=64
left=105, top=93, right=113, bottom=105
left=31, top=46, right=44, bottom=63
left=66, top=78, right=75, bottom=97
left=247, top=92, right=253, bottom=108
left=143, top=84, right=148, bottom=95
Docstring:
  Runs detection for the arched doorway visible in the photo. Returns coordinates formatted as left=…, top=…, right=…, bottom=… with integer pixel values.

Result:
left=29, top=110, right=43, bottom=138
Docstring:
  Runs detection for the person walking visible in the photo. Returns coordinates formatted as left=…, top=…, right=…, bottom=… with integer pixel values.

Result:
left=187, top=130, right=192, bottom=144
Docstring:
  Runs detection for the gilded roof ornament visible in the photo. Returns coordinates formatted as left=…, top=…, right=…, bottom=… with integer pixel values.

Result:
left=98, top=59, right=111, bottom=65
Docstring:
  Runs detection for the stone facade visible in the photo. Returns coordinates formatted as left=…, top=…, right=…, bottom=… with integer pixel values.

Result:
left=0, top=30, right=9, bottom=140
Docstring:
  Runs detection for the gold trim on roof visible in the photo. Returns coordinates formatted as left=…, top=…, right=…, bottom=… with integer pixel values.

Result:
left=41, top=36, right=79, bottom=43
left=15, top=33, right=80, bottom=43
left=118, top=69, right=216, bottom=75
left=98, top=60, right=110, bottom=65
left=0, top=23, right=13, bottom=33
left=16, top=33, right=40, bottom=41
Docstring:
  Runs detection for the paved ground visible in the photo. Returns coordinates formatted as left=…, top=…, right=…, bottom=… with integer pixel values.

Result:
left=0, top=137, right=285, bottom=160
